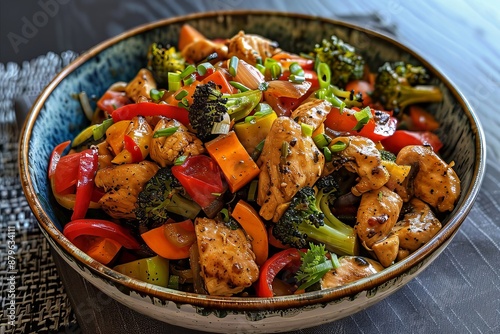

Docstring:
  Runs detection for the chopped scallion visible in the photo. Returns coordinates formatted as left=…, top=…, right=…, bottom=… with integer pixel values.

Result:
left=247, top=180, right=259, bottom=202
left=251, top=139, right=266, bottom=161
left=352, top=106, right=372, bottom=131
left=289, top=74, right=305, bottom=83
left=313, top=133, right=332, bottom=149
left=150, top=88, right=165, bottom=102
left=229, top=56, right=239, bottom=76
left=180, top=65, right=196, bottom=79
left=153, top=126, right=179, bottom=138
left=317, top=62, right=331, bottom=89
left=289, top=62, right=304, bottom=76
left=183, top=74, right=196, bottom=86
left=281, top=141, right=290, bottom=160
left=330, top=141, right=347, bottom=152
left=301, top=123, right=314, bottom=137
left=229, top=81, right=250, bottom=92
left=323, top=147, right=332, bottom=161
left=197, top=62, right=215, bottom=76
left=174, top=89, right=188, bottom=101
left=174, top=155, right=187, bottom=165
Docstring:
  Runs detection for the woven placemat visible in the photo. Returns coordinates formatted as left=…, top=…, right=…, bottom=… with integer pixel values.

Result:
left=0, top=52, right=80, bottom=333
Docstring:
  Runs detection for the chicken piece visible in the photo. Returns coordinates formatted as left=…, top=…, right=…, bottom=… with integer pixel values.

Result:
left=150, top=118, right=205, bottom=167
left=194, top=217, right=259, bottom=296
left=393, top=198, right=442, bottom=260
left=125, top=68, right=157, bottom=102
left=396, top=145, right=460, bottom=212
left=181, top=39, right=228, bottom=64
left=329, top=136, right=390, bottom=196
left=290, top=98, right=332, bottom=131
left=95, top=161, right=159, bottom=219
left=321, top=256, right=383, bottom=289
left=371, top=233, right=400, bottom=267
left=257, top=117, right=325, bottom=221
left=355, top=186, right=403, bottom=250
left=227, top=31, right=281, bottom=65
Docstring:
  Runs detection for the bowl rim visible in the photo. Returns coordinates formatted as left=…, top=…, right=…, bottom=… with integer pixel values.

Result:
left=19, top=9, right=486, bottom=311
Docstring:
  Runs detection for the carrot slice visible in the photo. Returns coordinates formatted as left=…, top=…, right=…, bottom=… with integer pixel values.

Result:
left=231, top=200, right=269, bottom=266
left=81, top=236, right=122, bottom=265
left=178, top=24, right=206, bottom=51
left=141, top=220, right=195, bottom=260
left=205, top=131, right=260, bottom=193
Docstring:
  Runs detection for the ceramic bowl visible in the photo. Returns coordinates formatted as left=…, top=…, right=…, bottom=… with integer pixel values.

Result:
left=19, top=10, right=486, bottom=333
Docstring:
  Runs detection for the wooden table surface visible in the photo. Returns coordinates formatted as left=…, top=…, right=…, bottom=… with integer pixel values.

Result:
left=1, top=0, right=499, bottom=333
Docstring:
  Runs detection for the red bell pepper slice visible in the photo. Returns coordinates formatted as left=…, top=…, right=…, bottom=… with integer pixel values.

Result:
left=381, top=130, right=443, bottom=155
left=63, top=219, right=141, bottom=250
left=111, top=102, right=190, bottom=126
left=97, top=90, right=132, bottom=114
left=408, top=105, right=440, bottom=131
left=171, top=155, right=225, bottom=208
left=71, top=148, right=99, bottom=221
left=54, top=152, right=81, bottom=194
left=123, top=134, right=144, bottom=163
left=324, top=107, right=397, bottom=142
left=48, top=140, right=71, bottom=179
left=255, top=248, right=301, bottom=297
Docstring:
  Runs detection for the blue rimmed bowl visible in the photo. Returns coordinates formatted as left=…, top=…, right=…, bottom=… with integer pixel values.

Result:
left=19, top=10, right=486, bottom=333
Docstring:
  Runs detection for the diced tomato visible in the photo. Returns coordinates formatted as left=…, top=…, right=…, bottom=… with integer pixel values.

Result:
left=97, top=90, right=132, bottom=114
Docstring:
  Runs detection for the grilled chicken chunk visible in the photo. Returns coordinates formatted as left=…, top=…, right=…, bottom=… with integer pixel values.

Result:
left=290, top=98, right=332, bottom=131
left=257, top=117, right=325, bottom=221
left=355, top=186, right=403, bottom=250
left=125, top=68, right=157, bottom=102
left=95, top=161, right=159, bottom=219
left=227, top=31, right=281, bottom=65
left=393, top=198, right=442, bottom=260
left=396, top=145, right=460, bottom=212
left=328, top=136, right=390, bottom=196
left=321, top=256, right=383, bottom=289
left=150, top=118, right=205, bottom=167
left=194, top=217, right=259, bottom=296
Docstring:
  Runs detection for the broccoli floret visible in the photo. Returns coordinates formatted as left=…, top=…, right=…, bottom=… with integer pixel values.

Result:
left=272, top=184, right=359, bottom=256
left=188, top=81, right=261, bottom=141
left=379, top=149, right=396, bottom=162
left=136, top=167, right=201, bottom=229
left=313, top=35, right=365, bottom=88
left=372, top=61, right=443, bottom=114
left=147, top=43, right=186, bottom=86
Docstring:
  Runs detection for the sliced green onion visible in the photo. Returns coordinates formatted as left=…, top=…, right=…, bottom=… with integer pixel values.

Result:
left=229, top=81, right=250, bottom=92
left=269, top=63, right=282, bottom=80
left=323, top=147, right=332, bottom=161
left=330, top=141, right=347, bottom=152
left=251, top=139, right=266, bottom=161
left=255, top=63, right=266, bottom=75
left=168, top=72, right=182, bottom=92
left=301, top=123, right=314, bottom=137
left=352, top=106, right=373, bottom=131
left=289, top=74, right=305, bottom=84
left=289, top=62, right=305, bottom=76
left=174, top=155, right=187, bottom=165
left=229, top=56, right=239, bottom=76
left=247, top=180, right=259, bottom=202
left=317, top=62, right=331, bottom=89
left=219, top=208, right=230, bottom=223
left=281, top=141, right=290, bottom=160
left=256, top=57, right=263, bottom=65
left=197, top=62, right=215, bottom=76
left=183, top=74, right=196, bottom=86
left=153, top=126, right=179, bottom=138
left=174, top=89, right=188, bottom=101
left=150, top=88, right=165, bottom=102
left=330, top=252, right=340, bottom=269
left=313, top=133, right=332, bottom=149
left=92, top=118, right=114, bottom=141
left=180, top=65, right=196, bottom=79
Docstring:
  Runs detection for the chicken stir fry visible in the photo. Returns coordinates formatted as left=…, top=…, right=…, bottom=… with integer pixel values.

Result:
left=396, top=145, right=461, bottom=212
left=150, top=118, right=205, bottom=167
left=257, top=117, right=324, bottom=221
left=227, top=31, right=281, bottom=65
left=95, top=161, right=159, bottom=219
left=194, top=217, right=259, bottom=296
left=53, top=25, right=462, bottom=297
